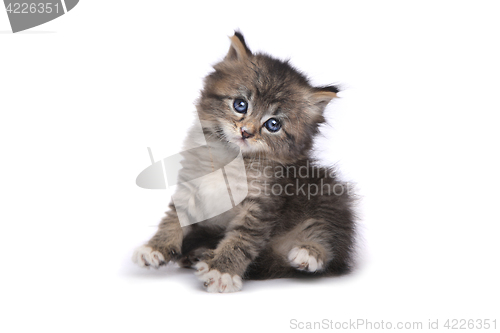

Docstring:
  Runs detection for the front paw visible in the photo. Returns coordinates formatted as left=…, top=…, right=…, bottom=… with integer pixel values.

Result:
left=194, top=262, right=243, bottom=293
left=132, top=245, right=167, bottom=269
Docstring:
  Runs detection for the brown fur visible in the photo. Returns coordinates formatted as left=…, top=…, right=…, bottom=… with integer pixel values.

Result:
left=141, top=32, right=356, bottom=283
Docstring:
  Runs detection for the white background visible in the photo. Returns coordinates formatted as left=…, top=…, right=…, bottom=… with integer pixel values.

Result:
left=1, top=1, right=499, bottom=332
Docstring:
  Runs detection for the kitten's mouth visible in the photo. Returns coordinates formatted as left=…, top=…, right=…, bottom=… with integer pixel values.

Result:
left=220, top=127, right=255, bottom=152
left=230, top=134, right=259, bottom=153
left=231, top=136, right=250, bottom=149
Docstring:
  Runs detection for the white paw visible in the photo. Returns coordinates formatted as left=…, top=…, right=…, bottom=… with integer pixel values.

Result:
left=194, top=262, right=243, bottom=293
left=132, top=245, right=165, bottom=269
left=288, top=247, right=324, bottom=272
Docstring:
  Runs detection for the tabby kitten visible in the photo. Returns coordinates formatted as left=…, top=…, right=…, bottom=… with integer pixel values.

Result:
left=132, top=32, right=356, bottom=292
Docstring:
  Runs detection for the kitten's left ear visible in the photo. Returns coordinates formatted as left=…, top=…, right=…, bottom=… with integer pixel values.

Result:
left=310, top=85, right=339, bottom=109
left=225, top=31, right=252, bottom=62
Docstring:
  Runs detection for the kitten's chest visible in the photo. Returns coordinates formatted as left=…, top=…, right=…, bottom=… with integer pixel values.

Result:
left=173, top=144, right=249, bottom=226
left=244, top=161, right=283, bottom=198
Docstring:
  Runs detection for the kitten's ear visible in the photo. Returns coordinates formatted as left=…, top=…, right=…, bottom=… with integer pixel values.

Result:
left=225, top=31, right=252, bottom=62
left=310, top=85, right=339, bottom=109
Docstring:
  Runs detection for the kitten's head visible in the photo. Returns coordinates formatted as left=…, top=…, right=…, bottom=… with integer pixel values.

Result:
left=197, top=32, right=338, bottom=163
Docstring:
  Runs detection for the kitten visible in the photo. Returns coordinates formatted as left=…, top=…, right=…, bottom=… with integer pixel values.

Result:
left=132, top=32, right=356, bottom=292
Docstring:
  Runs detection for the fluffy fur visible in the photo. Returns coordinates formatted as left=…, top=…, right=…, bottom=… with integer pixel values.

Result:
left=133, top=32, right=356, bottom=292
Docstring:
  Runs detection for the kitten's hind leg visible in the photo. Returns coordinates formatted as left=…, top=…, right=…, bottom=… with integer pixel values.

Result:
left=273, top=218, right=333, bottom=273
left=287, top=244, right=326, bottom=273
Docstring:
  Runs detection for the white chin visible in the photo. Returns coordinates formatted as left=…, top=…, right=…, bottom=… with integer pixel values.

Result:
left=232, top=137, right=251, bottom=151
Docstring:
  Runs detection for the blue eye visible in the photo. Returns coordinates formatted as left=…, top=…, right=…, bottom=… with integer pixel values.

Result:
left=233, top=99, right=248, bottom=113
left=264, top=118, right=281, bottom=132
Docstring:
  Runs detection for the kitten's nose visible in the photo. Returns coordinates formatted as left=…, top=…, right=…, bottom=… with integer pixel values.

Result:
left=240, top=127, right=254, bottom=139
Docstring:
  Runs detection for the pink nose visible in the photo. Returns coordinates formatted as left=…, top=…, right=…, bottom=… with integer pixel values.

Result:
left=241, top=127, right=254, bottom=139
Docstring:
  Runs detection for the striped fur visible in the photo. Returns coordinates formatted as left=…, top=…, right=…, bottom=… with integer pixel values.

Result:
left=136, top=32, right=356, bottom=290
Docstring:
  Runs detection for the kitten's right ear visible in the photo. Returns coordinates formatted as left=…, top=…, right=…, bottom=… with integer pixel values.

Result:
left=225, top=31, right=252, bottom=62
